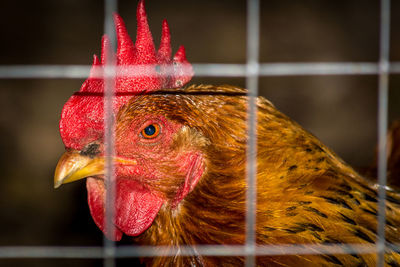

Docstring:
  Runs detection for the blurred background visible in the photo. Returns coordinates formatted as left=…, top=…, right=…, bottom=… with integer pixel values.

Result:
left=0, top=0, right=399, bottom=266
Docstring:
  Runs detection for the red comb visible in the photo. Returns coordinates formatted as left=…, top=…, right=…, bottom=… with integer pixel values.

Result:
left=60, top=0, right=193, bottom=149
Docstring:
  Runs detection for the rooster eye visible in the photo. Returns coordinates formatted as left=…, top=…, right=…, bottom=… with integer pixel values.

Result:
left=141, top=124, right=160, bottom=139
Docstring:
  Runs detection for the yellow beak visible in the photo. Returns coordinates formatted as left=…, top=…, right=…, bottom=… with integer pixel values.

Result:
left=54, top=150, right=105, bottom=189
left=54, top=150, right=138, bottom=189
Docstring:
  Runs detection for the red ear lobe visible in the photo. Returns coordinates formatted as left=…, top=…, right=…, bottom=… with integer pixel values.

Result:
left=172, top=153, right=204, bottom=207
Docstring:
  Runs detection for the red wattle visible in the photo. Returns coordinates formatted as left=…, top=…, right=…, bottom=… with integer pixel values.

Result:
left=86, top=177, right=164, bottom=241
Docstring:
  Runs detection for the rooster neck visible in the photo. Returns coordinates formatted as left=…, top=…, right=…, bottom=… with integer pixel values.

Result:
left=137, top=168, right=248, bottom=266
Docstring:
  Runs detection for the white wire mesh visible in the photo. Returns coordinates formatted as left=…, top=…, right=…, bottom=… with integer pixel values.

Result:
left=376, top=0, right=391, bottom=266
left=0, top=0, right=395, bottom=266
left=103, top=0, right=118, bottom=267
left=1, top=63, right=400, bottom=79
left=103, top=34, right=117, bottom=267
left=245, top=0, right=260, bottom=266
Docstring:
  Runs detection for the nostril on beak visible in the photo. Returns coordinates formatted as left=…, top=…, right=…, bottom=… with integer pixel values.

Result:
left=80, top=143, right=101, bottom=158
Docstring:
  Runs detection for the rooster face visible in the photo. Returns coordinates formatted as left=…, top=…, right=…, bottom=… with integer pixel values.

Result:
left=55, top=0, right=199, bottom=241
left=55, top=98, right=206, bottom=241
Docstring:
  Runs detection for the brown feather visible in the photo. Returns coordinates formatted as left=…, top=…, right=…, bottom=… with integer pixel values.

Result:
left=116, top=84, right=400, bottom=266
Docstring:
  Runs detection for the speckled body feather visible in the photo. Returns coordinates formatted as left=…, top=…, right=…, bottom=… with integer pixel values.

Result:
left=114, top=84, right=400, bottom=266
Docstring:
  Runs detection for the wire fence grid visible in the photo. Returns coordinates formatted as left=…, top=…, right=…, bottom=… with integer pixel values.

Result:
left=0, top=0, right=396, bottom=266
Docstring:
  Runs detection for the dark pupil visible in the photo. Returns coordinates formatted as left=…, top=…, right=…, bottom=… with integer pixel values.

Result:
left=144, top=125, right=156, bottom=136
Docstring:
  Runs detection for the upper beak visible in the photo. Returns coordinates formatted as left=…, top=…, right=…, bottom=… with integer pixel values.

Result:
left=54, top=150, right=105, bottom=189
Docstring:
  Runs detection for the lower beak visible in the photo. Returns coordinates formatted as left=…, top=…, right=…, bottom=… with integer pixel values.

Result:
left=54, top=150, right=105, bottom=189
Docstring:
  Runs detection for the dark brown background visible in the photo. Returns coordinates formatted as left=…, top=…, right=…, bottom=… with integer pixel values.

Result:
left=0, top=0, right=399, bottom=266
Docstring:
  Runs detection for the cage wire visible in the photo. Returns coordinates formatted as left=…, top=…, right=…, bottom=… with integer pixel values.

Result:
left=0, top=0, right=399, bottom=266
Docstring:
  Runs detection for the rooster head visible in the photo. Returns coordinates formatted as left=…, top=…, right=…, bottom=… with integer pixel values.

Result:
left=54, top=0, right=200, bottom=241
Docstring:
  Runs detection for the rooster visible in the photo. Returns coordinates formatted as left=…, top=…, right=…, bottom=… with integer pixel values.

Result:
left=54, top=1, right=400, bottom=266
